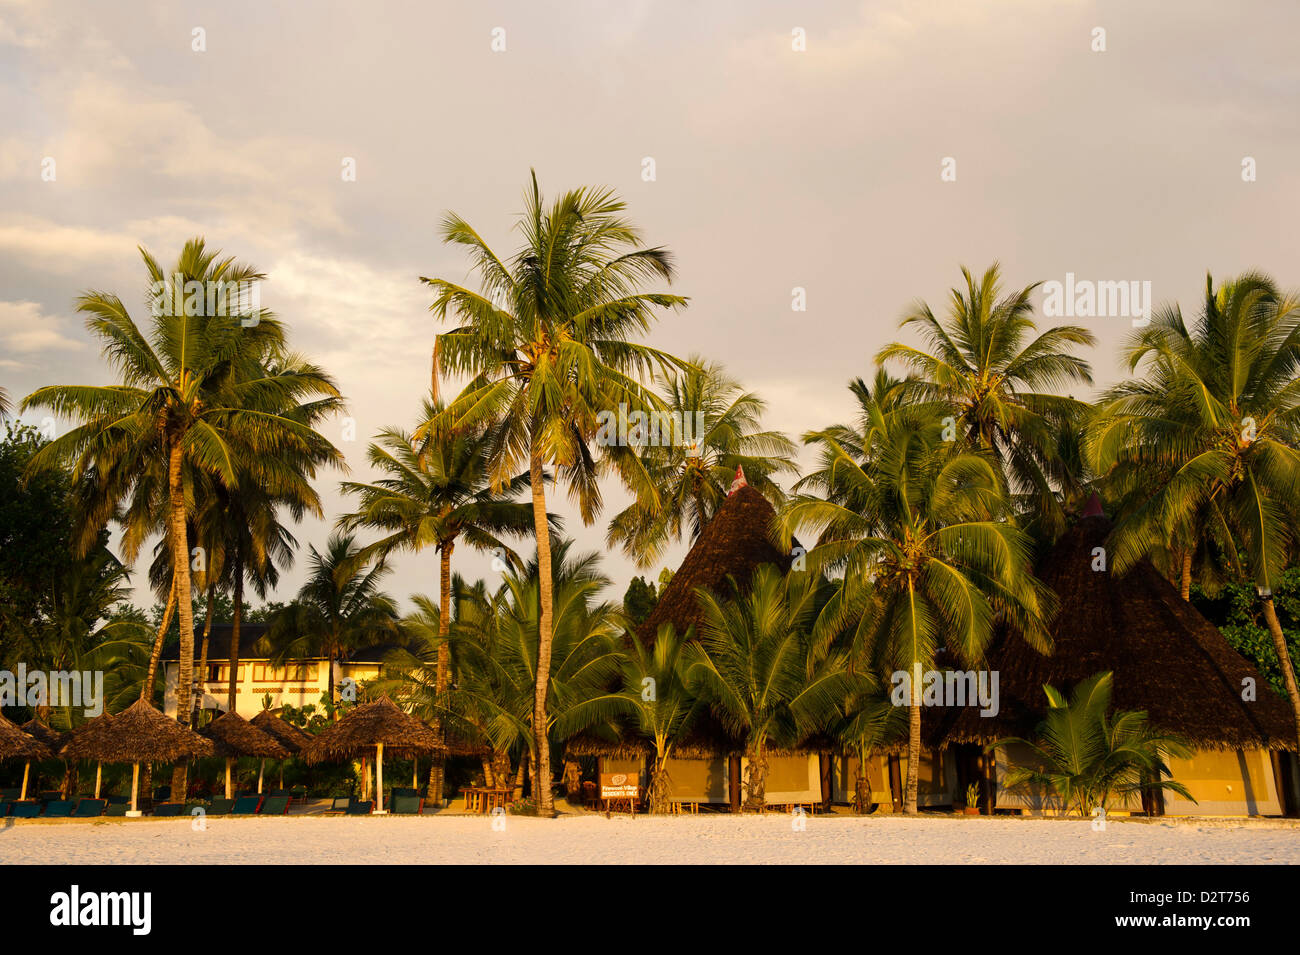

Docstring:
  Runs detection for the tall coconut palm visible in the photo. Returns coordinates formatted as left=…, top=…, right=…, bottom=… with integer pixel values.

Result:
left=337, top=395, right=536, bottom=801
left=876, top=264, right=1096, bottom=534
left=265, top=532, right=399, bottom=710
left=781, top=413, right=1053, bottom=813
left=1090, top=273, right=1300, bottom=749
left=606, top=358, right=797, bottom=568
left=22, top=238, right=344, bottom=732
left=0, top=385, right=10, bottom=418
left=686, top=565, right=858, bottom=810
left=421, top=172, right=689, bottom=809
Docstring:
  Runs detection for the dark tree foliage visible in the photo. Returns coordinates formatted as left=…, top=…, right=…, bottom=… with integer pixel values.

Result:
left=1192, top=569, right=1300, bottom=701
left=623, top=575, right=658, bottom=625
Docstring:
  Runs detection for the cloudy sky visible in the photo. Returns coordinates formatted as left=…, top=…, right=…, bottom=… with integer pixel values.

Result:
left=2, top=0, right=1298, bottom=611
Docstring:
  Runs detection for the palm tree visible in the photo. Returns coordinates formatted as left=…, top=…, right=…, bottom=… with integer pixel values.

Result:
left=338, top=395, right=536, bottom=801
left=1090, top=273, right=1300, bottom=749
left=22, top=238, right=343, bottom=731
left=592, top=622, right=703, bottom=813
left=686, top=565, right=857, bottom=810
left=781, top=412, right=1053, bottom=813
left=990, top=672, right=1194, bottom=816
left=420, top=172, right=689, bottom=809
left=876, top=264, right=1096, bottom=534
left=0, top=385, right=10, bottom=418
left=265, top=532, right=400, bottom=710
left=606, top=357, right=797, bottom=567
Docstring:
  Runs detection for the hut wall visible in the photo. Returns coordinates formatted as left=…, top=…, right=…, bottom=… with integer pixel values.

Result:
left=597, top=756, right=644, bottom=779
left=1163, top=749, right=1282, bottom=817
left=740, top=754, right=820, bottom=804
left=662, top=756, right=729, bottom=803
left=832, top=755, right=891, bottom=804
left=894, top=749, right=957, bottom=807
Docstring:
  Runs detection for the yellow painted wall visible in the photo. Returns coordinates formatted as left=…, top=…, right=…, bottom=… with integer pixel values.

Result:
left=662, top=757, right=729, bottom=803
left=1163, top=749, right=1280, bottom=817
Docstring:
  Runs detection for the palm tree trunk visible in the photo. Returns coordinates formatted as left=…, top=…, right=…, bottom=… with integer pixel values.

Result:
left=1261, top=594, right=1300, bottom=751
left=529, top=447, right=555, bottom=812
left=197, top=580, right=216, bottom=710
left=905, top=677, right=922, bottom=814
left=140, top=577, right=177, bottom=703
left=167, top=440, right=196, bottom=802
left=428, top=541, right=454, bottom=804
left=744, top=741, right=768, bottom=811
left=1180, top=550, right=1192, bottom=601
left=168, top=440, right=197, bottom=724
left=481, top=756, right=495, bottom=788
left=227, top=554, right=244, bottom=715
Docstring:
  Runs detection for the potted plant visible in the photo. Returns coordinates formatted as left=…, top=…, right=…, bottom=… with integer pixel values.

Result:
left=964, top=782, right=981, bottom=815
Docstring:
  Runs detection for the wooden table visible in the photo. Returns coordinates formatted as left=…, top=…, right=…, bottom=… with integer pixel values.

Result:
left=461, top=786, right=513, bottom=814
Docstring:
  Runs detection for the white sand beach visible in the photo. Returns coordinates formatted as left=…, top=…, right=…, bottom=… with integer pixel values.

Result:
left=2, top=815, right=1296, bottom=866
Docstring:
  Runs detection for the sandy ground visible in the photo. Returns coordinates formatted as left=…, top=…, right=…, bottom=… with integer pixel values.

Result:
left=2, top=814, right=1297, bottom=864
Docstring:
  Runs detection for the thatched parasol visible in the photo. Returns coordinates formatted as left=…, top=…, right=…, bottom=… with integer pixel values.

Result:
left=63, top=699, right=213, bottom=814
left=301, top=696, right=446, bottom=813
left=201, top=711, right=288, bottom=798
left=0, top=713, right=51, bottom=800
left=251, top=711, right=315, bottom=791
left=60, top=712, right=116, bottom=798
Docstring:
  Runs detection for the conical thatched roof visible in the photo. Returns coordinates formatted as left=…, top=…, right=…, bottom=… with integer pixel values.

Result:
left=250, top=711, right=314, bottom=754
left=0, top=713, right=50, bottom=761
left=202, top=711, right=289, bottom=759
left=300, top=696, right=446, bottom=764
left=21, top=718, right=67, bottom=753
left=638, top=484, right=791, bottom=644
left=935, top=512, right=1297, bottom=751
left=59, top=698, right=214, bottom=763
left=58, top=712, right=116, bottom=760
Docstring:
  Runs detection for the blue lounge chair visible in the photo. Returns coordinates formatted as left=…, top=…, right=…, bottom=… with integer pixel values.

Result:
left=392, top=795, right=423, bottom=815
left=10, top=801, right=41, bottom=818
left=73, top=798, right=106, bottom=817
left=207, top=798, right=234, bottom=815
left=104, top=801, right=128, bottom=817
left=258, top=795, right=290, bottom=815
left=152, top=802, right=185, bottom=817
left=43, top=800, right=76, bottom=817
left=326, top=796, right=350, bottom=814
left=345, top=799, right=373, bottom=815
left=231, top=795, right=262, bottom=815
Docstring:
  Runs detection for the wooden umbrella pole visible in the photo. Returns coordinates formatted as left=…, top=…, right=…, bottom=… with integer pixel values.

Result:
left=412, top=757, right=418, bottom=789
left=258, top=758, right=265, bottom=794
left=20, top=761, right=30, bottom=800
left=225, top=758, right=233, bottom=799
left=95, top=762, right=103, bottom=799
left=130, top=763, right=140, bottom=813
left=375, top=742, right=385, bottom=813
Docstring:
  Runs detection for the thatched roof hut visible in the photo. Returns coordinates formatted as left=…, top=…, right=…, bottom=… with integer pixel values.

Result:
left=934, top=508, right=1296, bottom=752
left=202, top=711, right=289, bottom=759
left=301, top=696, right=445, bottom=764
left=0, top=713, right=50, bottom=761
left=250, top=711, right=314, bottom=754
left=637, top=483, right=791, bottom=645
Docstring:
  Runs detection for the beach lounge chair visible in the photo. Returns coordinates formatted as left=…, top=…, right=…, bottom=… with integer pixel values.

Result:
left=43, top=800, right=76, bottom=817
left=0, top=801, right=10, bottom=817
left=345, top=798, right=373, bottom=815
left=290, top=786, right=307, bottom=803
left=10, top=801, right=42, bottom=818
left=152, top=802, right=185, bottom=817
left=231, top=795, right=262, bottom=815
left=392, top=795, right=423, bottom=815
left=258, top=795, right=290, bottom=815
left=104, top=800, right=128, bottom=817
left=206, top=798, right=234, bottom=815
left=152, top=786, right=171, bottom=802
left=73, top=798, right=106, bottom=817
left=325, top=796, right=350, bottom=814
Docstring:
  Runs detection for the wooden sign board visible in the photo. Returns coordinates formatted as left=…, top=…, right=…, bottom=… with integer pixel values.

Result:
left=599, top=772, right=639, bottom=800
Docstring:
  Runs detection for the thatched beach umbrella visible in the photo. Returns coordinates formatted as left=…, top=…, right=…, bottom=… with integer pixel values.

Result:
left=0, top=713, right=51, bottom=799
left=62, top=699, right=213, bottom=815
left=20, top=719, right=70, bottom=797
left=60, top=712, right=116, bottom=798
left=201, top=711, right=288, bottom=798
left=251, top=711, right=314, bottom=790
left=301, top=696, right=445, bottom=814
